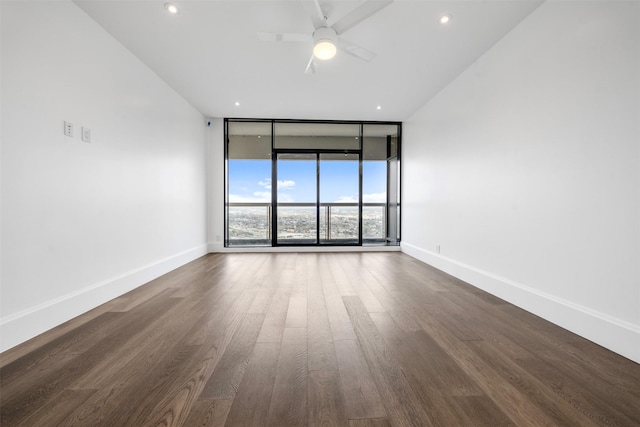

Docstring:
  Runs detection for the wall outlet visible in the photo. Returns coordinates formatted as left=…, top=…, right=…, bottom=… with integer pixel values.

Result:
left=64, top=121, right=73, bottom=137
left=82, top=127, right=91, bottom=143
left=436, top=244, right=441, bottom=254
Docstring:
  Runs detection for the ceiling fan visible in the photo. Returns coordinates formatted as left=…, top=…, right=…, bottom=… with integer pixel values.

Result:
left=257, top=0, right=393, bottom=74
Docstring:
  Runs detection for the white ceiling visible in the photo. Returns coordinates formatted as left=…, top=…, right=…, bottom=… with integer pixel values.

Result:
left=74, top=0, right=543, bottom=121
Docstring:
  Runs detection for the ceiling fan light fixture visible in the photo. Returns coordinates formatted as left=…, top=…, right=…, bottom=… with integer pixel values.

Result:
left=312, top=27, right=338, bottom=60
left=313, top=40, right=337, bottom=60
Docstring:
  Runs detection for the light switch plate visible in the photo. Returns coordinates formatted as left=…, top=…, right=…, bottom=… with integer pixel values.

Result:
left=64, top=121, right=73, bottom=137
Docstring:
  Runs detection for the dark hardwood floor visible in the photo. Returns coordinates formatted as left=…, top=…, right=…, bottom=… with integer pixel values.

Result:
left=1, top=252, right=639, bottom=426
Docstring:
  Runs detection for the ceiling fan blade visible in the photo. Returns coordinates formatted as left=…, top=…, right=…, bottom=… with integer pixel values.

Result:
left=305, top=55, right=316, bottom=74
left=337, top=38, right=376, bottom=62
left=331, top=0, right=393, bottom=35
left=257, top=32, right=312, bottom=43
left=300, top=0, right=327, bottom=30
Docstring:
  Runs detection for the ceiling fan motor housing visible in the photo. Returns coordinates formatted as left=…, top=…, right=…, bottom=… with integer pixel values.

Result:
left=312, top=26, right=338, bottom=60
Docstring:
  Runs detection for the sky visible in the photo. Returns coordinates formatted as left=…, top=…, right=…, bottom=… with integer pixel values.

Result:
left=228, top=159, right=387, bottom=203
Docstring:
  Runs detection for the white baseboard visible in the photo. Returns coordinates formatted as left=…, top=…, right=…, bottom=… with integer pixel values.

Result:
left=401, top=242, right=640, bottom=364
left=0, top=244, right=208, bottom=353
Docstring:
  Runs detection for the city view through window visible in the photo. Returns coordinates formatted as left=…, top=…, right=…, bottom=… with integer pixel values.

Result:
left=228, top=158, right=387, bottom=243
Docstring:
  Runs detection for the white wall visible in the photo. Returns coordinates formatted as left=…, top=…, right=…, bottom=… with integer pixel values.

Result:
left=402, top=1, right=640, bottom=362
left=0, top=1, right=208, bottom=352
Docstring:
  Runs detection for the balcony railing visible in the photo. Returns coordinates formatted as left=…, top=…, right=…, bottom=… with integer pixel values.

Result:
left=227, top=202, right=386, bottom=245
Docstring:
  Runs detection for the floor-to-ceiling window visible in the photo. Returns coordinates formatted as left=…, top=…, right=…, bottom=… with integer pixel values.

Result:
left=225, top=119, right=400, bottom=247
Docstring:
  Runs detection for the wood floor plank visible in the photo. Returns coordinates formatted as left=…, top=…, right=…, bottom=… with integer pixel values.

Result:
left=368, top=311, right=484, bottom=426
left=410, top=290, right=483, bottom=341
left=183, top=399, right=233, bottom=427
left=0, top=309, right=119, bottom=369
left=247, top=289, right=273, bottom=314
left=167, top=265, right=226, bottom=300
left=351, top=264, right=422, bottom=332
left=132, top=345, right=212, bottom=427
left=566, top=338, right=640, bottom=392
left=199, top=313, right=265, bottom=400
left=371, top=311, right=483, bottom=396
left=74, top=344, right=202, bottom=426
left=285, top=295, right=308, bottom=328
left=308, top=370, right=349, bottom=427
left=406, top=301, right=570, bottom=426
left=190, top=287, right=258, bottom=351
left=336, top=254, right=387, bottom=313
left=68, top=292, right=214, bottom=390
left=328, top=253, right=357, bottom=296
left=18, top=388, right=97, bottom=427
left=88, top=286, right=255, bottom=426
left=321, top=259, right=357, bottom=341
left=126, top=292, right=260, bottom=426
left=342, top=296, right=435, bottom=427
left=515, top=355, right=640, bottom=426
left=278, top=268, right=298, bottom=289
left=0, top=352, right=80, bottom=400
left=181, top=291, right=244, bottom=347
left=257, top=287, right=292, bottom=343
left=324, top=294, right=358, bottom=341
left=451, top=395, right=516, bottom=427
left=426, top=289, right=537, bottom=361
left=442, top=287, right=558, bottom=350
left=349, top=418, right=392, bottom=427
left=267, top=327, right=308, bottom=427
left=334, top=339, right=386, bottom=420
left=0, top=311, right=121, bottom=383
left=307, top=258, right=339, bottom=371
left=465, top=340, right=601, bottom=426
left=224, top=343, right=280, bottom=427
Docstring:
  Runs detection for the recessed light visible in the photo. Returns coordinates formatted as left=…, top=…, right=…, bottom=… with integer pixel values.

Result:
left=440, top=14, right=452, bottom=24
left=164, top=3, right=179, bottom=14
left=234, top=101, right=240, bottom=106
left=376, top=105, right=382, bottom=110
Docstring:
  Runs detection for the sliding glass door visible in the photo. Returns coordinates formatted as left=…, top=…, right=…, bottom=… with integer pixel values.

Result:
left=319, top=153, right=360, bottom=244
left=275, top=153, right=318, bottom=244
left=275, top=152, right=360, bottom=245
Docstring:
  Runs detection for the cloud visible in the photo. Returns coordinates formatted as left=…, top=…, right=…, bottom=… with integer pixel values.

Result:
left=334, top=193, right=387, bottom=203
left=232, top=190, right=273, bottom=202
left=229, top=176, right=297, bottom=203
left=258, top=179, right=271, bottom=189
left=277, top=179, right=295, bottom=189
left=228, top=193, right=270, bottom=203
left=335, top=195, right=358, bottom=203
left=257, top=178, right=296, bottom=191
left=363, top=192, right=386, bottom=203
